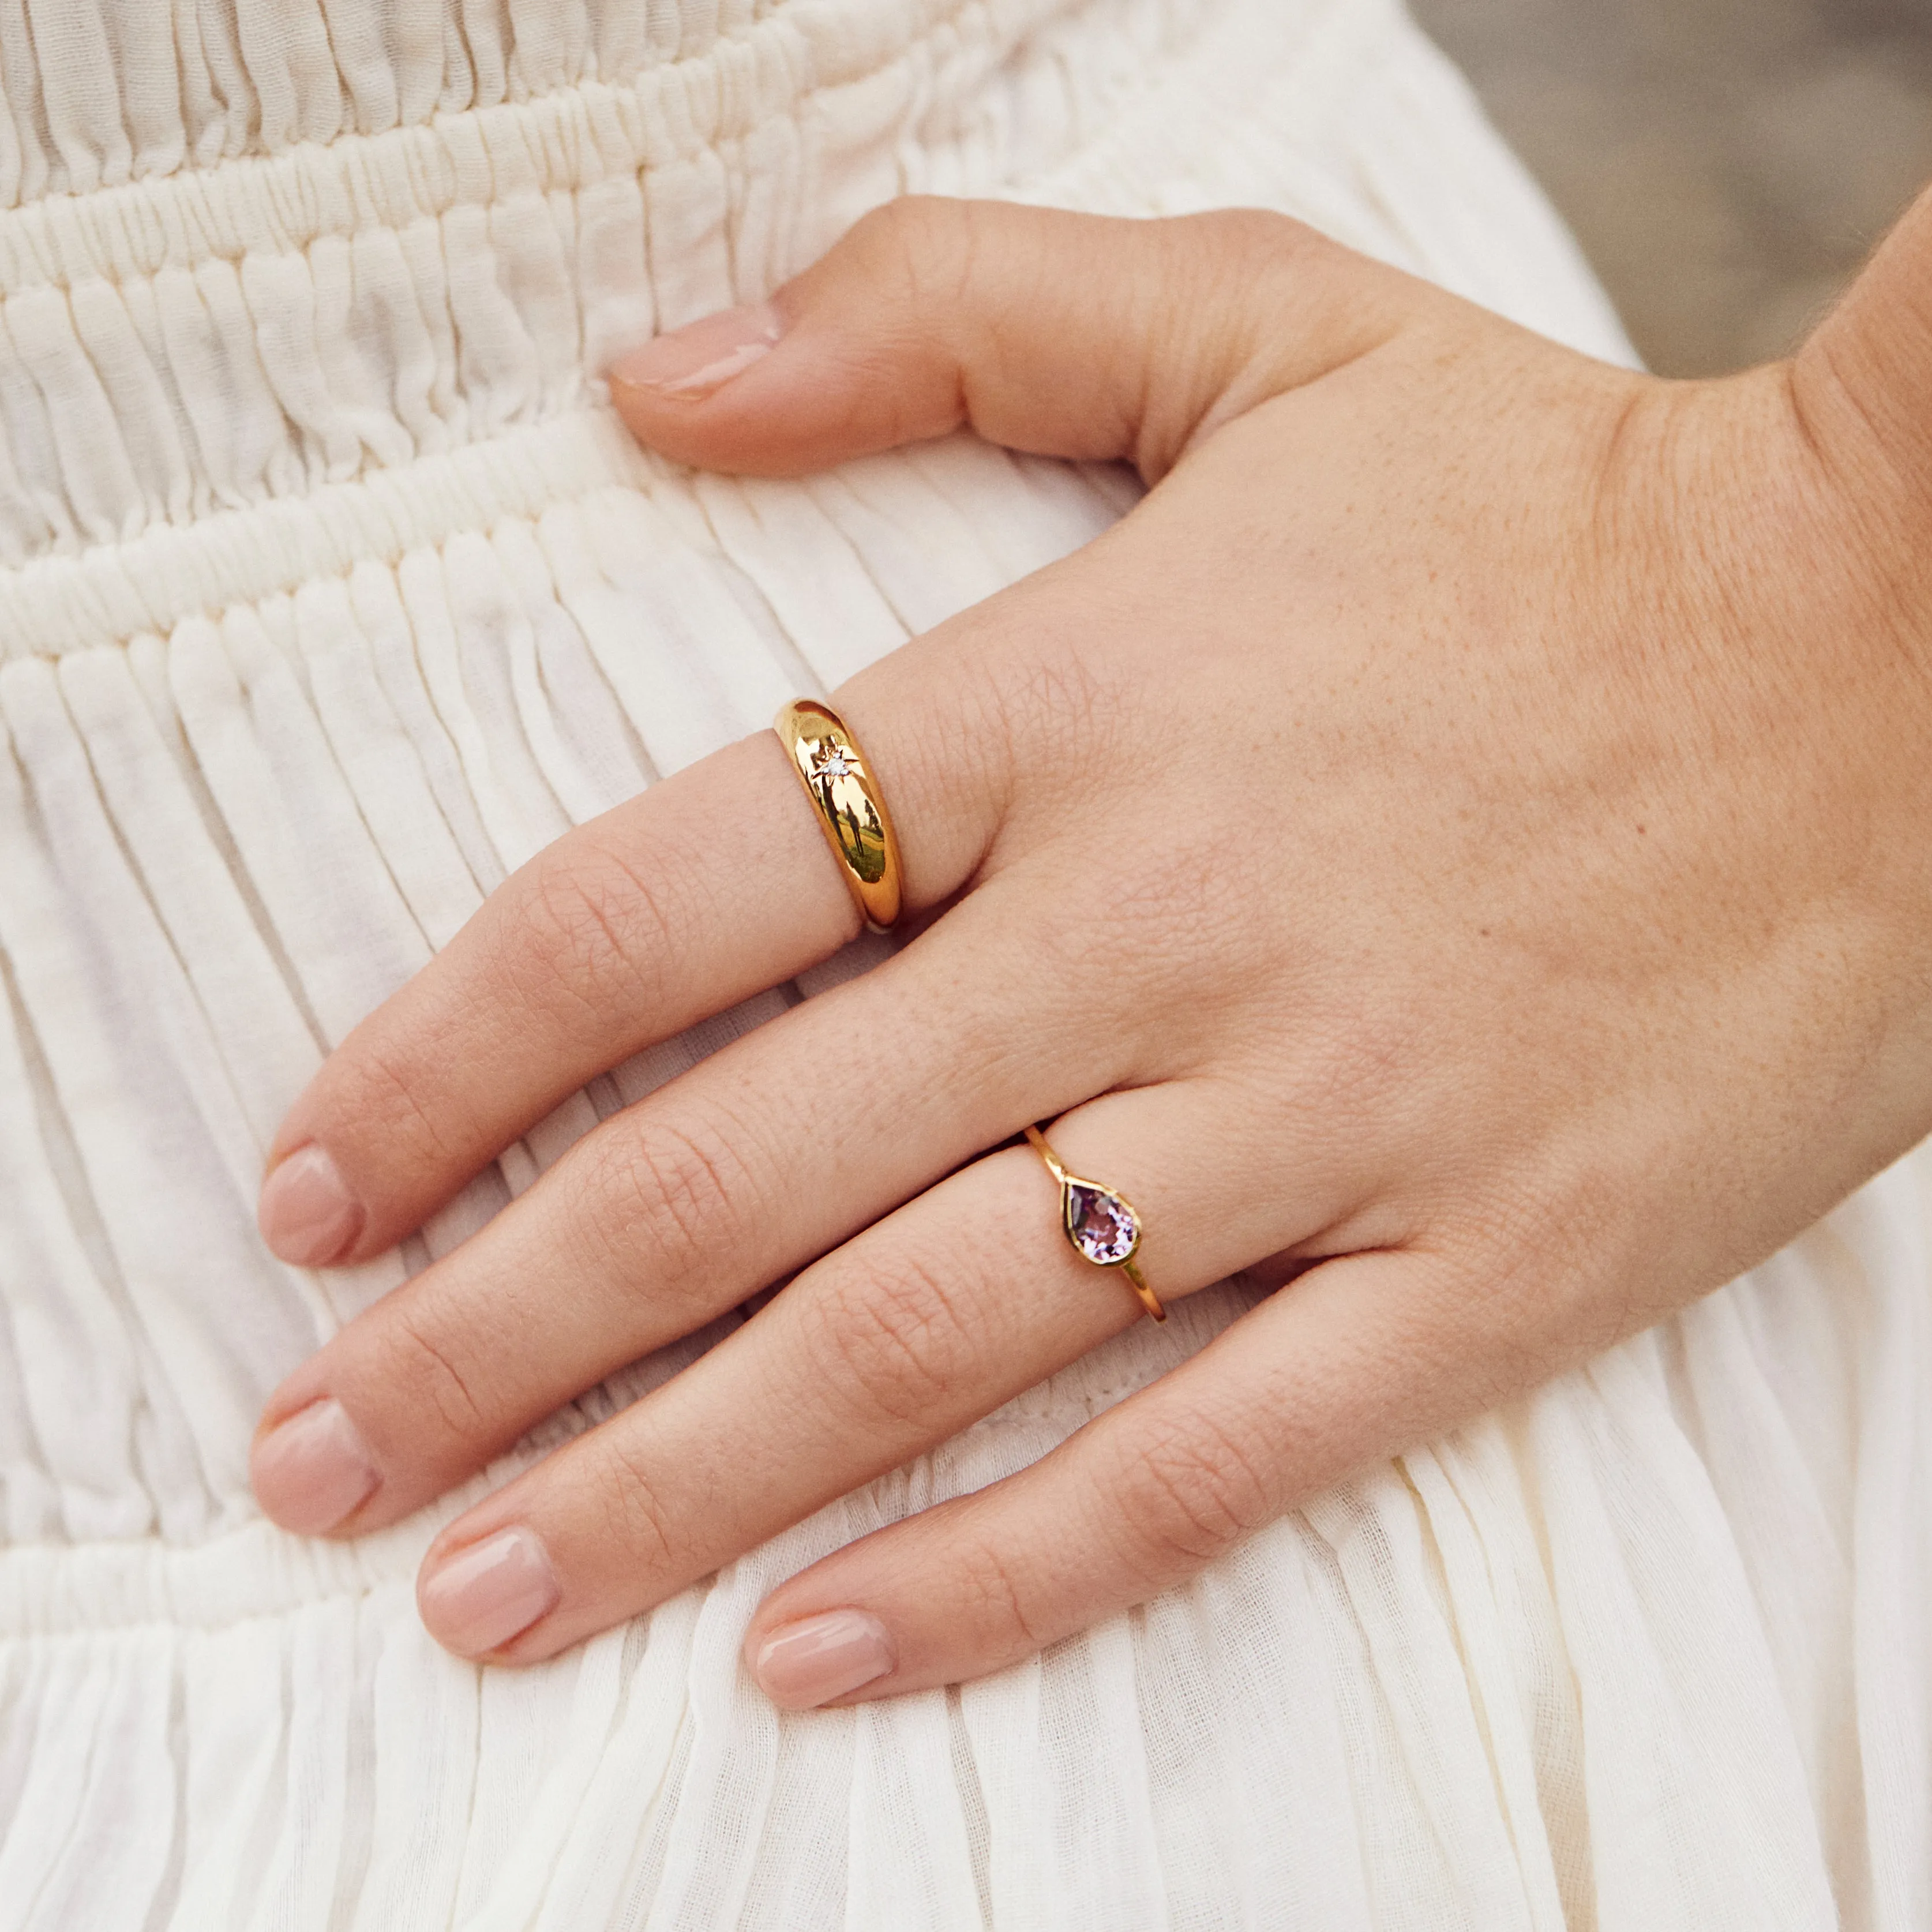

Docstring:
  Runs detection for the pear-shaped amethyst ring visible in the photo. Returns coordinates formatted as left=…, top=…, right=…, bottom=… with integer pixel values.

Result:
left=1024, top=1126, right=1167, bottom=1322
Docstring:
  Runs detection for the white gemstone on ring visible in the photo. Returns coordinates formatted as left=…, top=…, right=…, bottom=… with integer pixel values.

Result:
left=808, top=741, right=857, bottom=781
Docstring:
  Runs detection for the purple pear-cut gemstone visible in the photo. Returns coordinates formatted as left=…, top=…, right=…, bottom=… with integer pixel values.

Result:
left=1065, top=1181, right=1139, bottom=1265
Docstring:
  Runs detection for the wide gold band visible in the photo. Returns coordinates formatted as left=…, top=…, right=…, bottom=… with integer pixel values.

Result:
left=774, top=699, right=905, bottom=932
left=1025, top=1126, right=1167, bottom=1322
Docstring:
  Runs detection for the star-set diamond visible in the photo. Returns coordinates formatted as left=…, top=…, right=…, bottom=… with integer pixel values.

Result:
left=808, top=740, right=857, bottom=781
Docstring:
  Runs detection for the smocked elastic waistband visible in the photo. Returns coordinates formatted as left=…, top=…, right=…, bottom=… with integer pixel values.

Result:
left=0, top=409, right=654, bottom=661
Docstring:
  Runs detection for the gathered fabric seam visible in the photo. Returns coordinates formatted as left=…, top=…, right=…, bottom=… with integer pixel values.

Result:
left=0, top=0, right=1067, bottom=299
left=0, top=15, right=772, bottom=215
left=0, top=408, right=663, bottom=661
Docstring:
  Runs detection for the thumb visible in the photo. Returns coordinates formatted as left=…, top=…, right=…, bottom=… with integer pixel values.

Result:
left=605, top=199, right=1424, bottom=482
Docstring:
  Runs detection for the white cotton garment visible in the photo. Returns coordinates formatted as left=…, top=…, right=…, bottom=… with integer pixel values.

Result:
left=0, top=1, right=1926, bottom=1926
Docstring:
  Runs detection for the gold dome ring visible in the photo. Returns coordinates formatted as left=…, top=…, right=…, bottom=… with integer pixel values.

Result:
left=774, top=699, right=905, bottom=933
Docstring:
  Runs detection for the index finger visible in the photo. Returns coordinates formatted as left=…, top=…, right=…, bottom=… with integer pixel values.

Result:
left=256, top=668, right=994, bottom=1269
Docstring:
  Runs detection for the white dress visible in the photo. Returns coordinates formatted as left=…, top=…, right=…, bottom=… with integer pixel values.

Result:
left=0, top=2, right=1926, bottom=1926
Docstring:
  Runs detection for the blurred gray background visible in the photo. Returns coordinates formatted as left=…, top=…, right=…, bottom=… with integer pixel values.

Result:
left=1407, top=0, right=1932, bottom=375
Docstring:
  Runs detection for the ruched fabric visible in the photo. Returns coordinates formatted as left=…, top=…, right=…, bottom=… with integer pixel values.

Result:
left=0, top=1, right=1925, bottom=1926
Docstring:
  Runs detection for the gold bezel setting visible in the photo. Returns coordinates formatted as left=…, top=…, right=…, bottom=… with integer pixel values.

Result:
left=1025, top=1126, right=1166, bottom=1322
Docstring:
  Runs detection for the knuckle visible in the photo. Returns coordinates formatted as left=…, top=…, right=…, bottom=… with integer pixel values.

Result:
left=372, top=1303, right=488, bottom=1443
left=582, top=1104, right=761, bottom=1296
left=798, top=1246, right=976, bottom=1430
left=953, top=1535, right=1043, bottom=1650
left=509, top=833, right=698, bottom=1022
left=1111, top=1408, right=1274, bottom=1568
left=857, top=194, right=982, bottom=311
left=1169, top=207, right=1382, bottom=323
left=1181, top=206, right=1322, bottom=269
left=583, top=1431, right=685, bottom=1574
left=326, top=1029, right=464, bottom=1168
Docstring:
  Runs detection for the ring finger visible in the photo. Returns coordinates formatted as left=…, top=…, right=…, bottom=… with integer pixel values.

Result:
left=407, top=1078, right=1342, bottom=1664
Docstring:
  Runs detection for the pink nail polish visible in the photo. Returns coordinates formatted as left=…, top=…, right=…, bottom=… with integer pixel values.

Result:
left=607, top=302, right=783, bottom=400
left=753, top=1610, right=896, bottom=1708
left=258, top=1143, right=364, bottom=1266
left=419, top=1528, right=561, bottom=1657
left=252, top=1397, right=379, bottom=1534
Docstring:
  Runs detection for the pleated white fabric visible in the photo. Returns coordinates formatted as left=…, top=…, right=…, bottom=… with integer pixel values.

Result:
left=0, top=1, right=1926, bottom=1925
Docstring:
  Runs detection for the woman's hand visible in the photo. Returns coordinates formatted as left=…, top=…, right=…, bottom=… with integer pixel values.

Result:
left=248, top=197, right=1932, bottom=1706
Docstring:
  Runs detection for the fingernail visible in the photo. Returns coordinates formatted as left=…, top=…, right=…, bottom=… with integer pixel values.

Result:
left=252, top=1397, right=380, bottom=1534
left=419, top=1527, right=561, bottom=1657
left=258, top=1143, right=364, bottom=1266
left=607, top=302, right=783, bottom=400
left=752, top=1610, right=897, bottom=1708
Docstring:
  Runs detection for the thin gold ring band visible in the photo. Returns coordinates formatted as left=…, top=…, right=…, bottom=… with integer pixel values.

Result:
left=1025, top=1126, right=1167, bottom=1322
left=774, top=699, right=905, bottom=932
